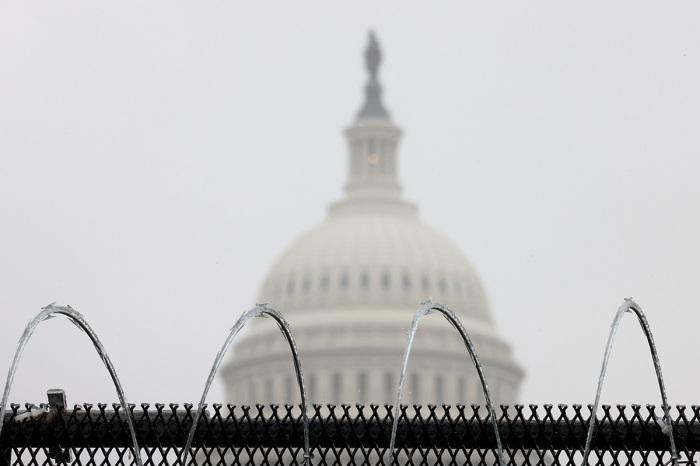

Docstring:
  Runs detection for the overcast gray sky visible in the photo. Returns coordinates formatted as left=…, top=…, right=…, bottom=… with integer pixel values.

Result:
left=1, top=2, right=699, bottom=409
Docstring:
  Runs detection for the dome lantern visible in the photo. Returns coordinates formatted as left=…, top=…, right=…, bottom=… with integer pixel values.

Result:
left=336, top=32, right=409, bottom=215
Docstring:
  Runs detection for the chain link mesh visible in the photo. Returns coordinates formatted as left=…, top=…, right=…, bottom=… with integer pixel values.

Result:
left=2, top=403, right=698, bottom=465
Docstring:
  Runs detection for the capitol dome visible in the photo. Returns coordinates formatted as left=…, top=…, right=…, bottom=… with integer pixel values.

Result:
left=259, top=198, right=492, bottom=324
left=222, top=33, right=523, bottom=407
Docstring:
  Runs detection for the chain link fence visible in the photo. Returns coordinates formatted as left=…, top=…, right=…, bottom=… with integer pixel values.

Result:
left=2, top=403, right=698, bottom=465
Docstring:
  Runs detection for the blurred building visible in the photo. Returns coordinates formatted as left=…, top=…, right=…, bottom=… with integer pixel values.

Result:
left=222, top=33, right=523, bottom=407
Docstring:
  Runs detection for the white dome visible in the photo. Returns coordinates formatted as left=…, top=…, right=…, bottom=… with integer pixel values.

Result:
left=259, top=205, right=493, bottom=324
left=224, top=166, right=524, bottom=407
left=222, top=33, right=523, bottom=408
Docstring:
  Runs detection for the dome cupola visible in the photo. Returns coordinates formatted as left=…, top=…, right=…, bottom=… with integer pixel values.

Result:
left=336, top=30, right=408, bottom=212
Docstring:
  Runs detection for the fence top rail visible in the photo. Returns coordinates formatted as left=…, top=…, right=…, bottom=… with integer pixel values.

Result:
left=2, top=403, right=700, bottom=453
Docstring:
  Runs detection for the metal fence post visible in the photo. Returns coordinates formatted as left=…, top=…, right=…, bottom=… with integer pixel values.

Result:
left=47, top=389, right=71, bottom=464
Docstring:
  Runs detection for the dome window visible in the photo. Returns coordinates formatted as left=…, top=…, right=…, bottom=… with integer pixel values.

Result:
left=360, top=272, right=370, bottom=290
left=307, top=373, right=316, bottom=403
left=457, top=377, right=467, bottom=405
left=286, top=279, right=295, bottom=297
left=439, top=277, right=447, bottom=295
left=421, top=275, right=430, bottom=293
left=358, top=371, right=368, bottom=404
left=384, top=371, right=394, bottom=405
left=435, top=375, right=444, bottom=405
left=332, top=372, right=342, bottom=405
left=411, top=374, right=420, bottom=405
left=382, top=272, right=391, bottom=290
left=248, top=381, right=256, bottom=402
left=265, top=379, right=273, bottom=404
left=340, top=273, right=349, bottom=291
left=302, top=276, right=311, bottom=295
left=320, top=274, right=329, bottom=293
left=285, top=376, right=293, bottom=404
left=402, top=274, right=411, bottom=291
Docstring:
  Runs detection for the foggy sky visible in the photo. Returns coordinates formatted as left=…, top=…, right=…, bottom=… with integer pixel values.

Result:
left=1, top=2, right=699, bottom=409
